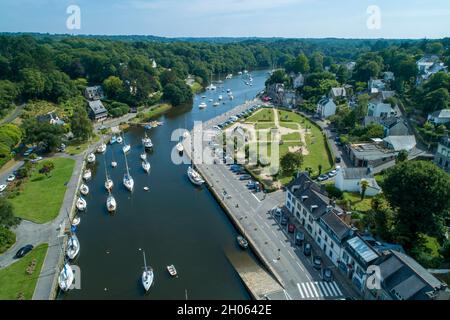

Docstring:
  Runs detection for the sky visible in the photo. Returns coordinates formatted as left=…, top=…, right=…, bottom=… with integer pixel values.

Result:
left=1, top=0, right=450, bottom=39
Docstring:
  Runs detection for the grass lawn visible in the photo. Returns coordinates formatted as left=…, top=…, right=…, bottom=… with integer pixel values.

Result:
left=281, top=132, right=301, bottom=141
left=341, top=192, right=373, bottom=212
left=10, top=157, right=76, bottom=223
left=66, top=135, right=100, bottom=155
left=0, top=243, right=48, bottom=300
left=255, top=122, right=276, bottom=130
left=278, top=110, right=303, bottom=122
left=246, top=108, right=274, bottom=122
left=138, top=103, right=172, bottom=121
left=279, top=122, right=299, bottom=129
left=190, top=82, right=203, bottom=94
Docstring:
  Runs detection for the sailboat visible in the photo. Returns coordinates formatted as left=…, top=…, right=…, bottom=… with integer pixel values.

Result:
left=142, top=131, right=153, bottom=149
left=82, top=169, right=92, bottom=181
left=96, top=141, right=107, bottom=153
left=76, top=197, right=87, bottom=211
left=71, top=216, right=81, bottom=227
left=67, top=234, right=80, bottom=260
left=122, top=134, right=131, bottom=154
left=140, top=153, right=147, bottom=161
left=58, top=263, right=74, bottom=292
left=79, top=184, right=89, bottom=196
left=206, top=71, right=217, bottom=90
left=106, top=192, right=117, bottom=213
left=142, top=160, right=151, bottom=173
left=187, top=166, right=205, bottom=186
left=176, top=142, right=184, bottom=154
left=141, top=250, right=154, bottom=292
left=199, top=102, right=207, bottom=109
left=87, top=153, right=96, bottom=163
left=104, top=156, right=114, bottom=191
left=123, top=152, right=134, bottom=192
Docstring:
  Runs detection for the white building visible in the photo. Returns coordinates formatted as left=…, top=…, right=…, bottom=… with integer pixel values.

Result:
left=367, top=102, right=397, bottom=118
left=335, top=167, right=382, bottom=196
left=317, top=97, right=337, bottom=118
left=329, top=87, right=347, bottom=100
left=368, top=79, right=386, bottom=94
left=428, top=109, right=450, bottom=125
left=417, top=55, right=448, bottom=83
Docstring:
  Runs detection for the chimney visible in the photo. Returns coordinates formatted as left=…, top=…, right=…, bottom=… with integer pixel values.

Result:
left=310, top=205, right=318, bottom=211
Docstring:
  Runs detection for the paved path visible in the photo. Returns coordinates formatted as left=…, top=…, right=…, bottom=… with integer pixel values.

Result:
left=0, top=104, right=25, bottom=125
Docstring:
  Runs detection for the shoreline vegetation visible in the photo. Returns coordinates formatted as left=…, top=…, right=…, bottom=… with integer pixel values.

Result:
left=133, top=103, right=172, bottom=123
left=0, top=243, right=48, bottom=300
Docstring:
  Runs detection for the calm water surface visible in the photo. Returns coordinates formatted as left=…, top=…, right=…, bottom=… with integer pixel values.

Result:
left=64, top=71, right=269, bottom=300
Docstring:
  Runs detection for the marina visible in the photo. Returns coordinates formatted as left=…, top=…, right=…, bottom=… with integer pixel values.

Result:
left=62, top=70, right=269, bottom=300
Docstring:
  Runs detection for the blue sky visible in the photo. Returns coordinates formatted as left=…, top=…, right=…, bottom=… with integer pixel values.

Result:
left=1, top=0, right=450, bottom=38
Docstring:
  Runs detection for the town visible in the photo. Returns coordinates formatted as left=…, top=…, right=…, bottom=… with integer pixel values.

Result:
left=0, top=2, right=449, bottom=304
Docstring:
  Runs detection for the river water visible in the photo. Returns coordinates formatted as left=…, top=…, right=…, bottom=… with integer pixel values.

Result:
left=63, top=70, right=269, bottom=300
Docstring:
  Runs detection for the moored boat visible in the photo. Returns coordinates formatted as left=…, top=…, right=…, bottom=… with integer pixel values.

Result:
left=76, top=197, right=87, bottom=211
left=58, top=263, right=74, bottom=292
left=140, top=153, right=147, bottom=161
left=111, top=161, right=117, bottom=168
left=96, top=143, right=107, bottom=154
left=237, top=235, right=249, bottom=249
left=87, top=153, right=96, bottom=163
left=122, top=144, right=131, bottom=154
left=117, top=136, right=123, bottom=144
left=176, top=143, right=184, bottom=154
left=187, top=166, right=205, bottom=186
left=106, top=193, right=117, bottom=212
left=71, top=216, right=81, bottom=227
left=167, top=265, right=178, bottom=277
left=142, top=160, right=151, bottom=173
left=110, top=135, right=117, bottom=144
left=82, top=169, right=92, bottom=181
left=199, top=102, right=207, bottom=109
left=80, top=184, right=89, bottom=196
left=141, top=251, right=154, bottom=292
left=67, top=234, right=80, bottom=260
left=105, top=178, right=114, bottom=191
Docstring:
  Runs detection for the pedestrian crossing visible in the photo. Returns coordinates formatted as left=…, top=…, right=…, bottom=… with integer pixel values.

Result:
left=296, top=281, right=343, bottom=299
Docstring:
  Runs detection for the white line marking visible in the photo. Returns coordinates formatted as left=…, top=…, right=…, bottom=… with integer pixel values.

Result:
left=319, top=282, right=329, bottom=297
left=301, top=283, right=310, bottom=298
left=251, top=193, right=261, bottom=202
left=288, top=251, right=295, bottom=259
left=314, top=282, right=323, bottom=297
left=295, top=261, right=304, bottom=272
left=305, top=282, right=315, bottom=298
left=297, top=283, right=305, bottom=299
left=324, top=282, right=334, bottom=296
left=332, top=281, right=343, bottom=296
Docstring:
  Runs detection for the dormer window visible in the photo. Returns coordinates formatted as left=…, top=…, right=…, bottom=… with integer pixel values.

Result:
left=302, top=195, right=309, bottom=202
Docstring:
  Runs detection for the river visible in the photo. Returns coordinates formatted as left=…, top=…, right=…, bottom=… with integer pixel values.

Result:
left=63, top=70, right=269, bottom=300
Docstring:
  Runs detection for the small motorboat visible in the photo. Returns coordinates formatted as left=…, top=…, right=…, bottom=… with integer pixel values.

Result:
left=218, top=95, right=223, bottom=101
left=213, top=102, right=220, bottom=107
left=110, top=136, right=117, bottom=144
left=199, top=102, right=207, bottom=109
left=71, top=216, right=81, bottom=227
left=143, top=186, right=150, bottom=191
left=141, top=251, right=154, bottom=292
left=142, top=133, right=153, bottom=149
left=122, top=144, right=131, bottom=154
left=106, top=193, right=117, bottom=212
left=201, top=95, right=206, bottom=99
left=82, top=169, right=92, bottom=181
left=208, top=98, right=213, bottom=102
left=67, top=234, right=80, bottom=260
left=237, top=235, right=249, bottom=249
left=176, top=143, right=184, bottom=154
left=111, top=161, right=117, bottom=168
left=86, top=153, right=96, bottom=164
left=79, top=184, right=89, bottom=196
left=142, top=161, right=151, bottom=173
left=76, top=197, right=87, bottom=211
left=96, top=143, right=107, bottom=154
left=105, top=179, right=114, bottom=191
left=117, top=136, right=123, bottom=144
left=140, top=153, right=147, bottom=161
left=187, top=166, right=205, bottom=186
left=167, top=265, right=178, bottom=277
left=58, top=263, right=74, bottom=292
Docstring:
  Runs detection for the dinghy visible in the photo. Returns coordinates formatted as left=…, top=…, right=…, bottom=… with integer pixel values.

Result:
left=111, top=161, right=117, bottom=168
left=71, top=216, right=81, bottom=227
left=176, top=142, right=184, bottom=154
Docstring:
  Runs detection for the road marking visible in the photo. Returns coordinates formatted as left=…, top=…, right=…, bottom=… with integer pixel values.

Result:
left=305, top=282, right=314, bottom=298
left=319, top=282, right=329, bottom=297
left=295, top=261, right=304, bottom=272
left=251, top=193, right=261, bottom=202
left=332, top=281, right=343, bottom=296
left=310, top=282, right=319, bottom=298
left=301, top=283, right=310, bottom=298
left=314, top=282, right=323, bottom=297
left=323, top=282, right=333, bottom=296
left=297, top=283, right=305, bottom=299
left=288, top=251, right=295, bottom=259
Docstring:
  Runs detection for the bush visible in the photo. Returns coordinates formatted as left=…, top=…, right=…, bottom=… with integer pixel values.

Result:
left=0, top=226, right=16, bottom=254
left=325, top=184, right=343, bottom=199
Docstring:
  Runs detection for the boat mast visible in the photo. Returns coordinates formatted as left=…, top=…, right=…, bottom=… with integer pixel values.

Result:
left=124, top=152, right=130, bottom=177
left=143, top=250, right=148, bottom=272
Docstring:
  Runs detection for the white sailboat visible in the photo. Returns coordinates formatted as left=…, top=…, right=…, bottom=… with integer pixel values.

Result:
left=141, top=250, right=154, bottom=292
left=82, top=169, right=92, bottom=181
left=106, top=192, right=117, bottom=213
left=123, top=153, right=134, bottom=192
left=218, top=95, right=223, bottom=101
left=199, top=102, right=207, bottom=109
left=140, top=153, right=147, bottom=161
left=87, top=153, right=96, bottom=163
left=71, top=216, right=81, bottom=227
left=96, top=142, right=107, bottom=154
left=105, top=178, right=113, bottom=191
left=67, top=234, right=80, bottom=260
left=142, top=131, right=153, bottom=149
left=122, top=143, right=131, bottom=154
left=79, top=184, right=89, bottom=196
left=213, top=101, right=220, bottom=106
left=142, top=160, right=151, bottom=173
left=76, top=197, right=87, bottom=211
left=58, top=263, right=74, bottom=292
left=187, top=166, right=205, bottom=186
left=111, top=161, right=118, bottom=168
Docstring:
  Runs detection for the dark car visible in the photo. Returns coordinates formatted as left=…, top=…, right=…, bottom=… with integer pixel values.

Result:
left=313, top=256, right=322, bottom=270
left=322, top=268, right=333, bottom=282
left=295, top=231, right=305, bottom=245
left=272, top=208, right=282, bottom=218
left=335, top=156, right=341, bottom=163
left=281, top=215, right=288, bottom=226
left=239, top=174, right=252, bottom=180
left=14, top=244, right=34, bottom=259
left=288, top=224, right=296, bottom=233
left=303, top=243, right=312, bottom=256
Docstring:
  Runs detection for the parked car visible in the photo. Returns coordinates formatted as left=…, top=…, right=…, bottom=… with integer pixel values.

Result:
left=288, top=223, right=296, bottom=233
left=295, top=231, right=305, bottom=245
left=0, top=184, right=7, bottom=192
left=303, top=243, right=312, bottom=256
left=14, top=245, right=34, bottom=259
left=272, top=208, right=282, bottom=218
left=247, top=180, right=256, bottom=189
left=322, top=268, right=333, bottom=282
left=239, top=174, right=252, bottom=180
left=31, top=156, right=43, bottom=164
left=328, top=170, right=337, bottom=177
left=313, top=256, right=322, bottom=270
left=281, top=215, right=288, bottom=226
left=335, top=156, right=341, bottom=163
left=317, top=174, right=328, bottom=182
left=6, top=174, right=15, bottom=182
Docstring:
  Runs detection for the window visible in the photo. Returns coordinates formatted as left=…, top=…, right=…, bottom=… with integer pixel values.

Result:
left=308, top=216, right=313, bottom=223
left=356, top=266, right=364, bottom=278
left=329, top=250, right=333, bottom=259
left=325, top=235, right=328, bottom=242
left=330, top=242, right=334, bottom=249
left=318, top=229, right=322, bottom=236
left=317, top=237, right=321, bottom=245
left=288, top=193, right=292, bottom=200
left=342, top=251, right=349, bottom=263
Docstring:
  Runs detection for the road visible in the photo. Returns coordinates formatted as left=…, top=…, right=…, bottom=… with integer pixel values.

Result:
left=0, top=104, right=25, bottom=125
left=186, top=101, right=357, bottom=300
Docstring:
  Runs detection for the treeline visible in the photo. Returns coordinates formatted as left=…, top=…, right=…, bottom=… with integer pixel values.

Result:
left=0, top=123, right=22, bottom=167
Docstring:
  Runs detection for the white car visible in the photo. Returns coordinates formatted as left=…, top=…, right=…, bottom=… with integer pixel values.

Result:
left=6, top=174, right=15, bottom=182
left=31, top=156, right=43, bottom=163
left=328, top=170, right=337, bottom=177
left=0, top=184, right=7, bottom=192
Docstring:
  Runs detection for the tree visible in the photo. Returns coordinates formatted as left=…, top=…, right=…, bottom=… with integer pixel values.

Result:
left=0, top=198, right=19, bottom=228
left=288, top=53, right=310, bottom=74
left=396, top=150, right=408, bottom=163
left=381, top=161, right=450, bottom=248
left=280, top=152, right=303, bottom=176
left=39, top=160, right=55, bottom=177
left=103, top=76, right=123, bottom=99
left=22, top=119, right=64, bottom=153
left=19, top=68, right=46, bottom=99
left=360, top=179, right=369, bottom=200
left=423, top=88, right=449, bottom=114
left=0, top=80, right=19, bottom=112
left=309, top=52, right=324, bottom=72
left=70, top=104, right=93, bottom=141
